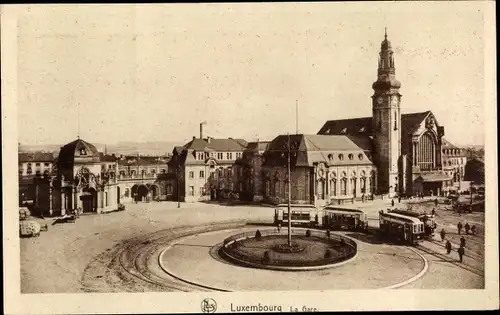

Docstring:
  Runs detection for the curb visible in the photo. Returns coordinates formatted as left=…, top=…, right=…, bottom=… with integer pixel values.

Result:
left=380, top=246, right=429, bottom=289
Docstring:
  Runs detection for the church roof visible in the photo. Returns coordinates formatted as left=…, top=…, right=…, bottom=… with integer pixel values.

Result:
left=58, top=138, right=101, bottom=164
left=318, top=111, right=432, bottom=137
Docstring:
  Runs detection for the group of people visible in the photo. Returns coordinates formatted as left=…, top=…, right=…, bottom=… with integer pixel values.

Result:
left=439, top=221, right=477, bottom=263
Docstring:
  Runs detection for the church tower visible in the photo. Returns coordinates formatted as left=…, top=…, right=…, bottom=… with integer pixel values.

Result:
left=372, top=29, right=402, bottom=196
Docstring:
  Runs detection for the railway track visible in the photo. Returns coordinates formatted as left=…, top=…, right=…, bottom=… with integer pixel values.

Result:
left=81, top=221, right=247, bottom=292
left=415, top=243, right=484, bottom=277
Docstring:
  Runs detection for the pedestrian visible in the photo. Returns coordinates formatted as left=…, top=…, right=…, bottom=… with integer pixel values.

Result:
left=446, top=240, right=452, bottom=254
left=326, top=229, right=331, bottom=239
left=464, top=222, right=470, bottom=235
left=277, top=223, right=281, bottom=233
left=460, top=236, right=466, bottom=248
left=440, top=228, right=446, bottom=241
left=471, top=225, right=477, bottom=236
left=391, top=199, right=395, bottom=207
left=458, top=246, right=465, bottom=263
left=434, top=198, right=438, bottom=207
left=398, top=196, right=401, bottom=203
left=431, top=208, right=436, bottom=217
left=457, top=222, right=463, bottom=235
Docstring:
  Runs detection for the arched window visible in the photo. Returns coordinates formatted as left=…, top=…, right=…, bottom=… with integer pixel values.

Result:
left=330, top=176, right=337, bottom=196
left=394, top=110, right=398, bottom=130
left=328, top=154, right=334, bottom=161
left=317, top=179, right=325, bottom=200
left=340, top=177, right=347, bottom=195
left=417, top=132, right=435, bottom=170
left=370, top=171, right=376, bottom=194
left=338, top=154, right=344, bottom=161
left=348, top=154, right=354, bottom=160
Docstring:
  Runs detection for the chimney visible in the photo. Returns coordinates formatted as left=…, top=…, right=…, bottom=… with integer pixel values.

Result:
left=193, top=136, right=196, bottom=140
left=200, top=121, right=207, bottom=139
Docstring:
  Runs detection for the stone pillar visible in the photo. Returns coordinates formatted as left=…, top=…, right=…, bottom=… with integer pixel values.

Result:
left=49, top=183, right=53, bottom=216
left=61, top=190, right=66, bottom=216
left=73, top=187, right=78, bottom=211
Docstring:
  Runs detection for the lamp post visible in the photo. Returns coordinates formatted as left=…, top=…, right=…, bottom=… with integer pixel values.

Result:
left=287, top=134, right=292, bottom=247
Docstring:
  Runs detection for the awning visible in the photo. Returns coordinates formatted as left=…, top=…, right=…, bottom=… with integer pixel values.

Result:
left=416, top=172, right=453, bottom=183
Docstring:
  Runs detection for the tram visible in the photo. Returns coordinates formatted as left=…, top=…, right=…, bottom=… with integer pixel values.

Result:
left=274, top=204, right=322, bottom=227
left=323, top=206, right=368, bottom=231
left=390, top=209, right=436, bottom=238
left=378, top=209, right=425, bottom=245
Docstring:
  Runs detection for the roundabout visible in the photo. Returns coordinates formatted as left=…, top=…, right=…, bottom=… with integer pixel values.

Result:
left=81, top=221, right=428, bottom=292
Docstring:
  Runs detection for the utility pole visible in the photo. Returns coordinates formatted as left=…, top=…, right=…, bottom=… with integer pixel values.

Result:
left=287, top=133, right=292, bottom=247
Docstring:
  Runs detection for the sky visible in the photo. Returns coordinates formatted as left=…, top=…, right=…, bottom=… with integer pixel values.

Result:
left=15, top=3, right=487, bottom=146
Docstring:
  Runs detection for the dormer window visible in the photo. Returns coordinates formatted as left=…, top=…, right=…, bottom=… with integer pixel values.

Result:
left=359, top=127, right=366, bottom=132
left=358, top=153, right=364, bottom=160
left=340, top=128, right=347, bottom=134
left=338, top=154, right=344, bottom=161
left=325, top=128, right=331, bottom=134
left=80, top=148, right=87, bottom=155
left=348, top=154, right=354, bottom=160
left=328, top=154, right=334, bottom=161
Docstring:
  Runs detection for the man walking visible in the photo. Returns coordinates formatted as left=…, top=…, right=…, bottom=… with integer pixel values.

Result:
left=446, top=240, right=452, bottom=254
left=391, top=199, right=395, bottom=207
left=460, top=236, right=466, bottom=248
left=440, top=228, right=446, bottom=241
left=458, top=246, right=465, bottom=263
left=464, top=222, right=470, bottom=235
left=457, top=222, right=463, bottom=235
left=471, top=225, right=477, bottom=236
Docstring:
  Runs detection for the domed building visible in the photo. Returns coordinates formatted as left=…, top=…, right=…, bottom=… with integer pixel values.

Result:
left=56, top=138, right=120, bottom=215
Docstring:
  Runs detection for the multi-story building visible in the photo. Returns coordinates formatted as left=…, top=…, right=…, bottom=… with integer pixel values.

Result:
left=260, top=134, right=377, bottom=206
left=166, top=136, right=247, bottom=202
left=317, top=31, right=452, bottom=197
left=234, top=141, right=271, bottom=202
left=116, top=155, right=169, bottom=202
left=441, top=139, right=467, bottom=191
left=18, top=152, right=56, bottom=207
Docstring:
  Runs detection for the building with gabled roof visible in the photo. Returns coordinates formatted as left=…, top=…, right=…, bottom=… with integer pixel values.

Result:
left=315, top=31, right=452, bottom=198
left=166, top=134, right=248, bottom=202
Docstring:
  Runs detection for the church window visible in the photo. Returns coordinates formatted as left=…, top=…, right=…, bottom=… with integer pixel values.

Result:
left=417, top=132, right=435, bottom=170
left=394, top=111, right=398, bottom=130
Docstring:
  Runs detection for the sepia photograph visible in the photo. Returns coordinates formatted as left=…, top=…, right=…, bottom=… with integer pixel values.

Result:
left=2, top=2, right=498, bottom=313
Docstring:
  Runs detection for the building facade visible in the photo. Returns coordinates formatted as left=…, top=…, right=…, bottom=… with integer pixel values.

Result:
left=166, top=136, right=247, bottom=202
left=318, top=31, right=452, bottom=197
left=259, top=135, right=377, bottom=206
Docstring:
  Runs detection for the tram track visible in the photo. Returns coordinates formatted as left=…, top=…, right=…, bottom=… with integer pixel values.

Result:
left=81, top=221, right=247, bottom=292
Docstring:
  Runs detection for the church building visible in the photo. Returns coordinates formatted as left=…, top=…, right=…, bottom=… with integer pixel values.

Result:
left=317, top=30, right=452, bottom=197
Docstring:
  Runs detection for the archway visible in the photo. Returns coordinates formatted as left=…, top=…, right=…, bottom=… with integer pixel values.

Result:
left=148, top=184, right=160, bottom=200
left=81, top=187, right=97, bottom=213
left=136, top=185, right=149, bottom=202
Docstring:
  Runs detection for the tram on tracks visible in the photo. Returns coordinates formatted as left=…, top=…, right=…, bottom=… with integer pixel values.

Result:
left=323, top=206, right=368, bottom=231
left=390, top=209, right=436, bottom=238
left=274, top=204, right=322, bottom=227
left=378, top=209, right=425, bottom=245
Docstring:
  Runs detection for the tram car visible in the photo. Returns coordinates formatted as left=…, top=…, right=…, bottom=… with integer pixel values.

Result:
left=378, top=209, right=425, bottom=245
left=390, top=209, right=436, bottom=238
left=323, top=206, right=368, bottom=231
left=274, top=204, right=322, bottom=227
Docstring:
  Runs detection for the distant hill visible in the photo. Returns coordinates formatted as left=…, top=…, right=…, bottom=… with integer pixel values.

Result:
left=19, top=141, right=185, bottom=157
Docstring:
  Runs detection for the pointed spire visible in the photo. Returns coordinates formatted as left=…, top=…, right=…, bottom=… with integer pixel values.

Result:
left=384, top=27, right=387, bottom=40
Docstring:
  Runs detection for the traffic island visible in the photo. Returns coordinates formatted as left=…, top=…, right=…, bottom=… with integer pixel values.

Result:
left=219, top=229, right=357, bottom=271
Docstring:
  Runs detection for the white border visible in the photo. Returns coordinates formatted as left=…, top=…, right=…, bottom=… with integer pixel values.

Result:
left=2, top=2, right=498, bottom=313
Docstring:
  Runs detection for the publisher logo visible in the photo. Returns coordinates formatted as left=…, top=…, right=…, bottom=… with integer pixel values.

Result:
left=201, top=298, right=217, bottom=313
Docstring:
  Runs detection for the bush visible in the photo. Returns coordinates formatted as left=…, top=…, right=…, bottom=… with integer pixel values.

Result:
left=306, top=229, right=312, bottom=237
left=262, top=250, right=272, bottom=264
left=324, top=249, right=333, bottom=259
left=255, top=230, right=262, bottom=239
left=117, top=204, right=126, bottom=211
